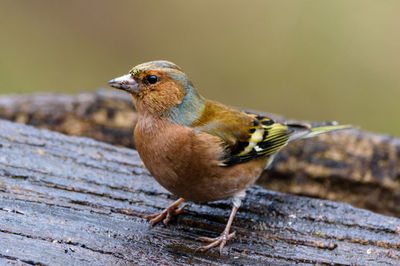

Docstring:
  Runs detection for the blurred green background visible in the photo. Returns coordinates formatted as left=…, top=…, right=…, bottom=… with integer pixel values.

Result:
left=1, top=1, right=399, bottom=136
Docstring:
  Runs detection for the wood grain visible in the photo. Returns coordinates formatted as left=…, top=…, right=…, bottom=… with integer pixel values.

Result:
left=0, top=119, right=399, bottom=265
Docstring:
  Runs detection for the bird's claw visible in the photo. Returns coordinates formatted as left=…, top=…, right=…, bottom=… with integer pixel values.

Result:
left=196, top=231, right=236, bottom=255
left=144, top=198, right=185, bottom=226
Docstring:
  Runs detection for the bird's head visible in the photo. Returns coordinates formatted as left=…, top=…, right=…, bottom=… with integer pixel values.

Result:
left=108, top=60, right=204, bottom=121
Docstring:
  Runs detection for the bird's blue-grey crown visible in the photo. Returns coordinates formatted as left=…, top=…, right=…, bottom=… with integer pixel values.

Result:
left=129, top=60, right=183, bottom=76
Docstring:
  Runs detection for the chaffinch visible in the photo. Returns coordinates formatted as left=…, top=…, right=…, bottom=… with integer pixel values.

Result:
left=108, top=60, right=350, bottom=254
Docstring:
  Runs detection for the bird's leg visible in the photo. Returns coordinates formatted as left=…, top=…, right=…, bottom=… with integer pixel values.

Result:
left=197, top=195, right=243, bottom=255
left=145, top=197, right=185, bottom=226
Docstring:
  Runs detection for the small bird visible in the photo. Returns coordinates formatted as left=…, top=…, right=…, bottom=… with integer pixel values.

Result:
left=108, top=60, right=350, bottom=254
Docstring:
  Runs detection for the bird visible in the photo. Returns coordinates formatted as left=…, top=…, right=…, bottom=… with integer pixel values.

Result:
left=108, top=60, right=350, bottom=254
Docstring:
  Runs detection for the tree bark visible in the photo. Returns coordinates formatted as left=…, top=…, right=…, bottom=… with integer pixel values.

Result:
left=0, top=119, right=399, bottom=265
left=0, top=90, right=137, bottom=148
left=1, top=90, right=399, bottom=217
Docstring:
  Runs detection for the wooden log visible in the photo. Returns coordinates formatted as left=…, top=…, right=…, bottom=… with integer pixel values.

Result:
left=259, top=129, right=400, bottom=217
left=0, top=119, right=399, bottom=265
left=0, top=90, right=137, bottom=148
left=1, top=90, right=399, bottom=217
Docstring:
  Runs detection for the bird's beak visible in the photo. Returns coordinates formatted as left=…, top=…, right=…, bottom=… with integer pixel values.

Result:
left=108, top=74, right=139, bottom=94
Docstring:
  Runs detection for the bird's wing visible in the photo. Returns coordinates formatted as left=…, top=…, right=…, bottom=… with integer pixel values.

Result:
left=219, top=114, right=349, bottom=166
left=192, top=100, right=348, bottom=167
left=191, top=100, right=304, bottom=166
left=191, top=100, right=255, bottom=150
left=219, top=114, right=300, bottom=166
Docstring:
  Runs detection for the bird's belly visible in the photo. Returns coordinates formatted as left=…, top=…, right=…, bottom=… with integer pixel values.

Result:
left=138, top=144, right=266, bottom=202
left=135, top=120, right=267, bottom=202
left=147, top=157, right=265, bottom=202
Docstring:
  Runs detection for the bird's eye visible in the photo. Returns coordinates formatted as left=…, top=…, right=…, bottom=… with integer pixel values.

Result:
left=145, top=75, right=158, bottom=84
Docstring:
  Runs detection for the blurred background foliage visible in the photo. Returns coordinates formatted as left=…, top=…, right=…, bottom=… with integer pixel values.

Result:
left=0, top=1, right=399, bottom=136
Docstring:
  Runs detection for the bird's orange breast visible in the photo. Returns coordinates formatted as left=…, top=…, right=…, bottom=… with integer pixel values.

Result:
left=134, top=115, right=267, bottom=202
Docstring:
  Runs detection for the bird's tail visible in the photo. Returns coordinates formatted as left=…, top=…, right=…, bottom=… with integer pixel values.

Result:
left=304, top=122, right=352, bottom=138
left=285, top=121, right=351, bottom=142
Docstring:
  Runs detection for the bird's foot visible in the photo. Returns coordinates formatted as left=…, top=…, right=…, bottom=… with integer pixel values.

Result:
left=197, top=230, right=236, bottom=255
left=144, top=198, right=185, bottom=226
left=196, top=197, right=241, bottom=255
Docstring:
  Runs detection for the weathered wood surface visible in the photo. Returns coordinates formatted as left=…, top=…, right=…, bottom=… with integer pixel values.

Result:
left=0, top=90, right=137, bottom=148
left=0, top=119, right=399, bottom=265
left=1, top=90, right=399, bottom=217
